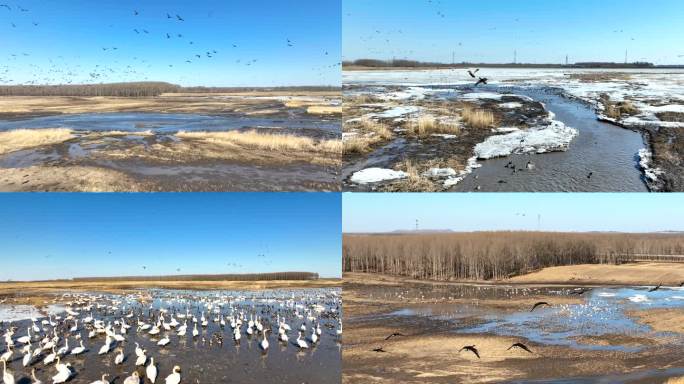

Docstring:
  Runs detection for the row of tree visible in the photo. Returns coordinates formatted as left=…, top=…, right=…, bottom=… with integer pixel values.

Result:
left=0, top=83, right=341, bottom=97
left=0, top=82, right=181, bottom=97
left=72, top=272, right=319, bottom=282
left=343, top=232, right=684, bottom=281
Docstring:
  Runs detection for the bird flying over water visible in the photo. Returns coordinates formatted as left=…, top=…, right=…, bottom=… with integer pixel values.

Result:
left=468, top=69, right=479, bottom=78
left=475, top=77, right=488, bottom=86
left=648, top=284, right=661, bottom=292
left=530, top=302, right=550, bottom=312
left=507, top=343, right=533, bottom=353
left=459, top=345, right=480, bottom=358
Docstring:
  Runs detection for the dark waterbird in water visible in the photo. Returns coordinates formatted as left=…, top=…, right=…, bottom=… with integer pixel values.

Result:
left=459, top=345, right=480, bottom=358
left=507, top=343, right=533, bottom=354
left=530, top=302, right=550, bottom=312
left=372, top=347, right=387, bottom=353
left=648, top=284, right=661, bottom=292
left=587, top=172, right=593, bottom=179
left=385, top=332, right=405, bottom=340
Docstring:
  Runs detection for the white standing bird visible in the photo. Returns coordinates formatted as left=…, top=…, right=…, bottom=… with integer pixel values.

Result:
left=135, top=349, right=147, bottom=366
left=259, top=329, right=269, bottom=351
left=70, top=340, right=86, bottom=355
left=146, top=357, right=157, bottom=383
left=157, top=335, right=170, bottom=347
left=164, top=366, right=181, bottom=384
left=31, top=368, right=42, bottom=384
left=52, top=360, right=72, bottom=384
left=90, top=373, right=109, bottom=384
left=2, top=360, right=14, bottom=384
left=123, top=371, right=140, bottom=384
left=114, top=348, right=124, bottom=365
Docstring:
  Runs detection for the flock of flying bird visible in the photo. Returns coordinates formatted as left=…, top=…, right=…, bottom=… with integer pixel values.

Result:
left=370, top=283, right=671, bottom=359
left=0, top=290, right=342, bottom=384
left=0, top=5, right=339, bottom=86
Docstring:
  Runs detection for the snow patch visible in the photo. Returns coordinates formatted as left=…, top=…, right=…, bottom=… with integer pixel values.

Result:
left=475, top=120, right=578, bottom=159
left=444, top=156, right=481, bottom=187
left=350, top=168, right=408, bottom=184
left=499, top=102, right=523, bottom=109
left=422, top=168, right=457, bottom=178
left=461, top=92, right=503, bottom=100
left=638, top=148, right=664, bottom=186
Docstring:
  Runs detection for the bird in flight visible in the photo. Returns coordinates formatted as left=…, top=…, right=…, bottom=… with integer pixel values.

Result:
left=0, top=4, right=10, bottom=10
left=134, top=10, right=139, bottom=16
left=475, top=77, right=488, bottom=86
left=530, top=302, right=550, bottom=312
left=176, top=14, right=184, bottom=21
left=385, top=332, right=405, bottom=341
left=467, top=68, right=479, bottom=78
left=507, top=343, right=533, bottom=354
left=648, top=284, right=662, bottom=292
left=371, top=347, right=386, bottom=353
left=459, top=345, right=480, bottom=358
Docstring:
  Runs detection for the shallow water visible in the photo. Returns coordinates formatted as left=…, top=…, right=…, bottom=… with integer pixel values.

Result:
left=0, top=112, right=341, bottom=135
left=454, top=87, right=648, bottom=192
left=371, top=285, right=684, bottom=353
left=0, top=288, right=341, bottom=384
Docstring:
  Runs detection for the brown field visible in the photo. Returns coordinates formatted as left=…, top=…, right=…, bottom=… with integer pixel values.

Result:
left=0, top=278, right=341, bottom=302
left=343, top=231, right=684, bottom=281
left=0, top=92, right=340, bottom=118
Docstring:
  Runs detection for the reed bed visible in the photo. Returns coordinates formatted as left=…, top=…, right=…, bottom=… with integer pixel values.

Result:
left=343, top=232, right=684, bottom=281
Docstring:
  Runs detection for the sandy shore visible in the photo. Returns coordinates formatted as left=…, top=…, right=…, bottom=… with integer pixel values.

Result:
left=508, top=262, right=684, bottom=286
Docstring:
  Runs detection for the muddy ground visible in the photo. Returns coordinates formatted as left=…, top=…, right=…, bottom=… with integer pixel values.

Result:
left=343, top=272, right=684, bottom=383
left=0, top=92, right=341, bottom=191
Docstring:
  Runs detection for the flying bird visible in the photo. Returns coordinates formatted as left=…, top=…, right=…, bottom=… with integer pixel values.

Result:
left=467, top=69, right=480, bottom=78
left=507, top=343, right=533, bottom=353
left=459, top=345, right=480, bottom=358
left=648, top=284, right=661, bottom=292
left=530, top=302, right=550, bottom=312
left=176, top=14, right=184, bottom=21
left=372, top=347, right=386, bottom=352
left=385, top=332, right=405, bottom=340
left=475, top=77, right=488, bottom=86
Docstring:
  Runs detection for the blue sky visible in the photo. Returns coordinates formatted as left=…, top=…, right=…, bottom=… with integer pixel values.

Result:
left=0, top=193, right=341, bottom=281
left=343, top=0, right=684, bottom=65
left=343, top=193, right=684, bottom=233
left=0, top=0, right=341, bottom=86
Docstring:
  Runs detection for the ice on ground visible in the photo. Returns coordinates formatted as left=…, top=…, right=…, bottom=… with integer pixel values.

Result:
left=350, top=168, right=408, bottom=184
left=638, top=148, right=664, bottom=184
left=628, top=294, right=649, bottom=303
left=474, top=120, right=578, bottom=159
left=492, top=127, right=521, bottom=133
left=342, top=131, right=359, bottom=141
left=432, top=133, right=458, bottom=139
left=444, top=156, right=481, bottom=187
left=0, top=304, right=43, bottom=321
left=422, top=168, right=457, bottom=178
left=499, top=102, right=523, bottom=109
left=461, top=92, right=503, bottom=100
left=373, top=106, right=421, bottom=118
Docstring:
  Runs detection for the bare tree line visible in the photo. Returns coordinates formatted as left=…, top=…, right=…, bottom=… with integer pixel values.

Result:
left=0, top=82, right=181, bottom=97
left=343, top=232, right=684, bottom=281
left=70, top=272, right=319, bottom=282
left=0, top=83, right=340, bottom=97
